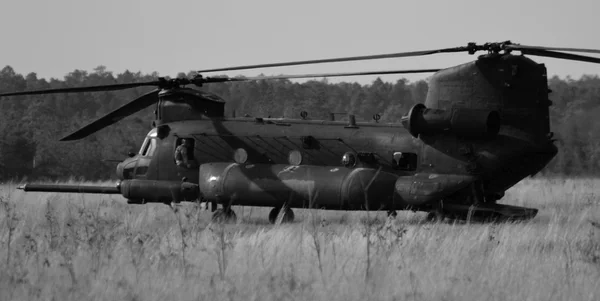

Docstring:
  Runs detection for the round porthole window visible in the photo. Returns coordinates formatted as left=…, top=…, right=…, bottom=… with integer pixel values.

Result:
left=233, top=148, right=248, bottom=164
left=341, top=152, right=357, bottom=168
left=288, top=150, right=303, bottom=166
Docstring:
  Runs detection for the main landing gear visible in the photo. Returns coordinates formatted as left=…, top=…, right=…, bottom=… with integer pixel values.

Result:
left=211, top=207, right=237, bottom=223
left=268, top=206, right=295, bottom=224
left=210, top=204, right=296, bottom=224
left=426, top=209, right=445, bottom=222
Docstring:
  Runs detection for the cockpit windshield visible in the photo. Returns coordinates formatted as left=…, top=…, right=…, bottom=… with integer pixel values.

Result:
left=141, top=138, right=157, bottom=157
left=139, top=137, right=150, bottom=155
left=138, top=129, right=158, bottom=156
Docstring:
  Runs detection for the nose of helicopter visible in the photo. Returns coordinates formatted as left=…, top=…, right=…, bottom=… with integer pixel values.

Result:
left=115, top=157, right=137, bottom=180
left=116, top=161, right=125, bottom=180
left=116, top=157, right=139, bottom=180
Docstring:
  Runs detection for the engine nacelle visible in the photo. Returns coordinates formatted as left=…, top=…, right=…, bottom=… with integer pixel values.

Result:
left=403, top=103, right=500, bottom=139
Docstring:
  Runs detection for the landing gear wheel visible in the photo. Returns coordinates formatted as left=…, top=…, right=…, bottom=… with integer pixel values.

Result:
left=212, top=208, right=237, bottom=223
left=127, top=198, right=145, bottom=205
left=268, top=207, right=295, bottom=224
left=426, top=210, right=445, bottom=222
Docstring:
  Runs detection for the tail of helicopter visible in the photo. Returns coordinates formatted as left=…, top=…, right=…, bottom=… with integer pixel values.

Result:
left=395, top=51, right=559, bottom=220
left=6, top=41, right=600, bottom=223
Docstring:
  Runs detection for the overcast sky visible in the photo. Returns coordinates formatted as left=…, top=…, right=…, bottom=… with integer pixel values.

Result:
left=1, top=0, right=598, bottom=84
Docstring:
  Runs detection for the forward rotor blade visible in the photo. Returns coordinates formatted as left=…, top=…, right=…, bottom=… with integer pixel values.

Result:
left=212, top=68, right=442, bottom=82
left=506, top=44, right=600, bottom=55
left=60, top=89, right=160, bottom=141
left=0, top=81, right=161, bottom=97
left=520, top=49, right=600, bottom=64
left=198, top=47, right=467, bottom=73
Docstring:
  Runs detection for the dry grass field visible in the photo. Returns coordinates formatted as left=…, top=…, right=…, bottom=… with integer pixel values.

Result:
left=0, top=177, right=599, bottom=301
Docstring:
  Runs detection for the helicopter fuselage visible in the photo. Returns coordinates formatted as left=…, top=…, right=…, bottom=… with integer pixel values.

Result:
left=14, top=51, right=562, bottom=221
left=114, top=111, right=556, bottom=211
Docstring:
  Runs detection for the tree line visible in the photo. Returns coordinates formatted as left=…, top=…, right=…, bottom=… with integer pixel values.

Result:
left=0, top=65, right=598, bottom=181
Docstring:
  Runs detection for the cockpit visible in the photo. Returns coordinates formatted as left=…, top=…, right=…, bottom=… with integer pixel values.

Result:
left=116, top=128, right=159, bottom=180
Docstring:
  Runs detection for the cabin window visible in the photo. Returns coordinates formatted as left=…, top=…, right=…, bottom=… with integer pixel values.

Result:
left=393, top=152, right=417, bottom=171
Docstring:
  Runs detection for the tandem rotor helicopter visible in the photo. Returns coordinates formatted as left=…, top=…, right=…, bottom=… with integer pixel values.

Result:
left=2, top=41, right=600, bottom=224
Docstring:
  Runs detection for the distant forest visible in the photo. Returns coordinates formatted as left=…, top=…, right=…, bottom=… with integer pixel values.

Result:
left=0, top=65, right=599, bottom=181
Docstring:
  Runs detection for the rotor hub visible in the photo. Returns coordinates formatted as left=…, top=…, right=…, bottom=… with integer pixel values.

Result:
left=466, top=41, right=515, bottom=55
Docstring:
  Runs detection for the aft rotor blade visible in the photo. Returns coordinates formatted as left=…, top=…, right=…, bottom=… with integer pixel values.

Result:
left=60, top=89, right=160, bottom=141
left=520, top=49, right=600, bottom=64
left=213, top=68, right=442, bottom=82
left=198, top=47, right=467, bottom=73
left=506, top=44, right=600, bottom=55
left=0, top=81, right=161, bottom=97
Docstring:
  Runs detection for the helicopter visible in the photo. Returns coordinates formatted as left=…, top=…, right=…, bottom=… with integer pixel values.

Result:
left=3, top=40, right=600, bottom=224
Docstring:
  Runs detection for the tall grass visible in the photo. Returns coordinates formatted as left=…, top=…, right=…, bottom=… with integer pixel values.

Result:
left=0, top=178, right=599, bottom=300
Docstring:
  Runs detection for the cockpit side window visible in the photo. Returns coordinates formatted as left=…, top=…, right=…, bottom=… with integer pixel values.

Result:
left=139, top=137, right=150, bottom=155
left=142, top=138, right=158, bottom=157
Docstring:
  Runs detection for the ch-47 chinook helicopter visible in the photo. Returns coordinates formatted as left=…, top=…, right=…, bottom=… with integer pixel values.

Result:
left=3, top=41, right=600, bottom=224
